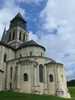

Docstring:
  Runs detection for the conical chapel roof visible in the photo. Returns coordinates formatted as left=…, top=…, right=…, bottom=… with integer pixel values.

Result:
left=19, top=40, right=46, bottom=51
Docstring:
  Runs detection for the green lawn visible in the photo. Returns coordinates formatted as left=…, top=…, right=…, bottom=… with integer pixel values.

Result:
left=0, top=87, right=74, bottom=100
left=68, top=87, right=75, bottom=98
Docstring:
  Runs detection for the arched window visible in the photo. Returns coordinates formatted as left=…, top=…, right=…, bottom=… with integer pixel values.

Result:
left=49, top=74, right=53, bottom=82
left=15, top=66, right=18, bottom=81
left=10, top=67, right=13, bottom=80
left=19, top=32, right=21, bottom=40
left=8, top=33, right=11, bottom=41
left=12, top=31, right=15, bottom=40
left=39, top=64, right=43, bottom=82
left=24, top=73, right=28, bottom=81
left=4, top=54, right=7, bottom=62
left=23, top=34, right=25, bottom=41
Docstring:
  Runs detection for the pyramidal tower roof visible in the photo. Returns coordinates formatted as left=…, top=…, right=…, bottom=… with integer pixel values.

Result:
left=9, top=12, right=27, bottom=29
left=11, top=13, right=26, bottom=23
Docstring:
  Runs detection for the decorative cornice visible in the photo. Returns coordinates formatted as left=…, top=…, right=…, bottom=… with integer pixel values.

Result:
left=16, top=59, right=38, bottom=65
left=6, top=56, right=54, bottom=63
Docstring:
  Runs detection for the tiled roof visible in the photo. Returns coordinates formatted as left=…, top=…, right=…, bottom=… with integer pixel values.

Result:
left=0, top=41, right=16, bottom=50
left=45, top=61, right=63, bottom=65
left=0, top=40, right=46, bottom=51
left=19, top=40, right=46, bottom=51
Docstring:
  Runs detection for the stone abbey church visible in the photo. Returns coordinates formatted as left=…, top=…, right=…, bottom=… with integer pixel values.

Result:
left=0, top=13, right=70, bottom=98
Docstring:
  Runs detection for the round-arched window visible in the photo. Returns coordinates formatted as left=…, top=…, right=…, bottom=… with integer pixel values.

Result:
left=12, top=31, right=15, bottom=40
left=19, top=32, right=21, bottom=40
left=49, top=74, right=53, bottom=82
left=4, top=54, right=7, bottom=62
left=24, top=73, right=28, bottom=81
left=10, top=67, right=13, bottom=80
left=39, top=64, right=43, bottom=82
left=23, top=34, right=25, bottom=41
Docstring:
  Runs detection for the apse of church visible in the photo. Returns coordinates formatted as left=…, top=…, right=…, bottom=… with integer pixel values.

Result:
left=0, top=13, right=70, bottom=98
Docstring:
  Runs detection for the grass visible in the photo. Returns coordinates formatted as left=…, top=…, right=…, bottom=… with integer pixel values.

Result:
left=68, top=87, right=75, bottom=98
left=0, top=87, right=74, bottom=100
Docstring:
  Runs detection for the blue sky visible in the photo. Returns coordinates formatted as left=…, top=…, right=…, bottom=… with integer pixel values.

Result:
left=0, top=0, right=75, bottom=80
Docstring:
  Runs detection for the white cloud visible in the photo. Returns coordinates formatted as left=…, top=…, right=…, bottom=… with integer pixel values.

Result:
left=38, top=0, right=75, bottom=80
left=29, top=29, right=75, bottom=80
left=0, top=0, right=25, bottom=39
left=29, top=31, right=38, bottom=41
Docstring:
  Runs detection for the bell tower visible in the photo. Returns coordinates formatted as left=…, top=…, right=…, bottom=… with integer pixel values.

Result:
left=2, top=13, right=29, bottom=48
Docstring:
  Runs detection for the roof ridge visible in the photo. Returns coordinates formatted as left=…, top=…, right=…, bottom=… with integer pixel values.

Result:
left=18, top=40, right=46, bottom=51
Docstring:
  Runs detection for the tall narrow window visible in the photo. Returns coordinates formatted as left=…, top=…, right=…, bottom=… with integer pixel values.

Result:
left=49, top=74, right=53, bottom=82
left=4, top=54, right=7, bottom=62
left=24, top=73, right=28, bottom=81
left=12, top=31, right=15, bottom=40
left=15, top=66, right=18, bottom=79
left=23, top=34, right=25, bottom=41
left=10, top=67, right=13, bottom=80
left=8, top=33, right=11, bottom=41
left=14, top=66, right=18, bottom=89
left=39, top=64, right=43, bottom=82
left=19, top=32, right=21, bottom=40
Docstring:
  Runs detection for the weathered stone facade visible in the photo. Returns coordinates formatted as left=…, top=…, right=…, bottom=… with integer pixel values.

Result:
left=0, top=13, right=70, bottom=98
